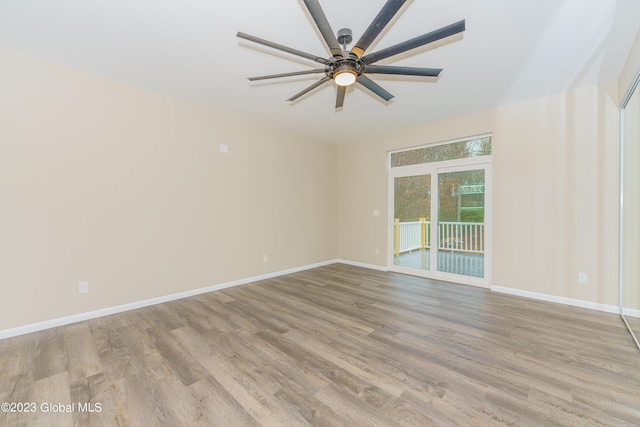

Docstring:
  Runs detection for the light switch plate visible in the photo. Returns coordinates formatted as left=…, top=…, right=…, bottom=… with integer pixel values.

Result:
left=79, top=281, right=89, bottom=294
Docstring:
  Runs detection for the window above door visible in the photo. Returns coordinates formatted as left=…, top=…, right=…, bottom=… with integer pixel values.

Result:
left=391, top=136, right=492, bottom=168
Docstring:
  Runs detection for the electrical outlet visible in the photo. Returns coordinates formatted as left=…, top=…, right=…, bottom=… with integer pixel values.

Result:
left=375, top=248, right=380, bottom=255
left=578, top=273, right=588, bottom=284
left=78, top=281, right=89, bottom=294
left=263, top=255, right=268, bottom=263
left=373, top=209, right=380, bottom=217
left=219, top=144, right=229, bottom=153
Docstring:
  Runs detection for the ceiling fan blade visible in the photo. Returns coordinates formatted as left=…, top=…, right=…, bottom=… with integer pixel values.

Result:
left=302, top=0, right=344, bottom=58
left=351, top=0, right=406, bottom=59
left=335, top=86, right=346, bottom=109
left=237, top=32, right=327, bottom=64
left=287, top=76, right=332, bottom=102
left=248, top=69, right=326, bottom=81
left=358, top=75, right=394, bottom=101
left=361, top=20, right=465, bottom=65
left=364, top=65, right=442, bottom=77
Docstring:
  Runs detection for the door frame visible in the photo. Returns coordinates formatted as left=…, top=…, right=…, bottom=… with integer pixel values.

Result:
left=388, top=156, right=492, bottom=288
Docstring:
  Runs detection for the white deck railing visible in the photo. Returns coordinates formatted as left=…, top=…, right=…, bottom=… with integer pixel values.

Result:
left=395, top=220, right=484, bottom=255
left=397, top=221, right=424, bottom=253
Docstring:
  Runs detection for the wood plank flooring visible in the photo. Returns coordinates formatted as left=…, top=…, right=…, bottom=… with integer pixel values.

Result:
left=1, top=263, right=639, bottom=426
left=623, top=316, right=640, bottom=346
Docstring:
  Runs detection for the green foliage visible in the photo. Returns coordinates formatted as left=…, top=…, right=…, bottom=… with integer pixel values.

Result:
left=394, top=175, right=430, bottom=222
left=460, top=209, right=484, bottom=222
left=395, top=170, right=485, bottom=223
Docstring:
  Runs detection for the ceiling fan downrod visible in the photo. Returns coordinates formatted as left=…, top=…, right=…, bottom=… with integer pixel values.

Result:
left=337, top=28, right=353, bottom=52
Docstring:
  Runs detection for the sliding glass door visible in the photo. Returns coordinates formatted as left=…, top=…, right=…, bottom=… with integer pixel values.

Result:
left=389, top=136, right=491, bottom=287
left=437, top=167, right=486, bottom=279
left=393, top=174, right=432, bottom=271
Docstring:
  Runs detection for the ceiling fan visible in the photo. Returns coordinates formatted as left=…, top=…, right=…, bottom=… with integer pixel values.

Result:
left=237, top=0, right=465, bottom=109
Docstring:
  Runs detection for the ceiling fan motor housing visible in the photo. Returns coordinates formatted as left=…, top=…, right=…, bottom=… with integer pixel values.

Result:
left=328, top=57, right=364, bottom=81
left=337, top=28, right=353, bottom=47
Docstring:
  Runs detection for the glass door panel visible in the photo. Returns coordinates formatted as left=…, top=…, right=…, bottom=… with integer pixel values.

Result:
left=621, top=74, right=640, bottom=348
left=437, top=169, right=485, bottom=278
left=393, top=175, right=431, bottom=271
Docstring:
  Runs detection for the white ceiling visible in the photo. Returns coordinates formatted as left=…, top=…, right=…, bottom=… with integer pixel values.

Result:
left=1, top=0, right=639, bottom=144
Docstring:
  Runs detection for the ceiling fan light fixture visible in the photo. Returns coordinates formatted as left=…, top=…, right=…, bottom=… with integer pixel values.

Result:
left=334, top=69, right=357, bottom=86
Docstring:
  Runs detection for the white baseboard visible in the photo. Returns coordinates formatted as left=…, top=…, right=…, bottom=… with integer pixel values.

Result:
left=335, top=259, right=389, bottom=272
left=335, top=263, right=621, bottom=315
left=622, top=307, right=640, bottom=318
left=491, top=285, right=620, bottom=314
left=0, top=259, right=339, bottom=340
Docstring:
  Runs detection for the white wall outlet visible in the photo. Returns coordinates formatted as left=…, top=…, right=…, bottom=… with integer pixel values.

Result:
left=373, top=209, right=380, bottom=217
left=78, top=281, right=89, bottom=294
left=219, top=144, right=229, bottom=153
left=578, top=273, right=588, bottom=284
left=375, top=248, right=380, bottom=255
left=263, top=255, right=268, bottom=263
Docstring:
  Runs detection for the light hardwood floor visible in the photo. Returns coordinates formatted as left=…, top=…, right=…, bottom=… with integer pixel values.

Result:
left=1, top=264, right=639, bottom=426
left=624, top=316, right=640, bottom=345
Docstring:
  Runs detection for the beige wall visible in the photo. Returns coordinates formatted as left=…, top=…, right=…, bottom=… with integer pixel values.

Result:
left=0, top=49, right=338, bottom=331
left=338, top=82, right=620, bottom=306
